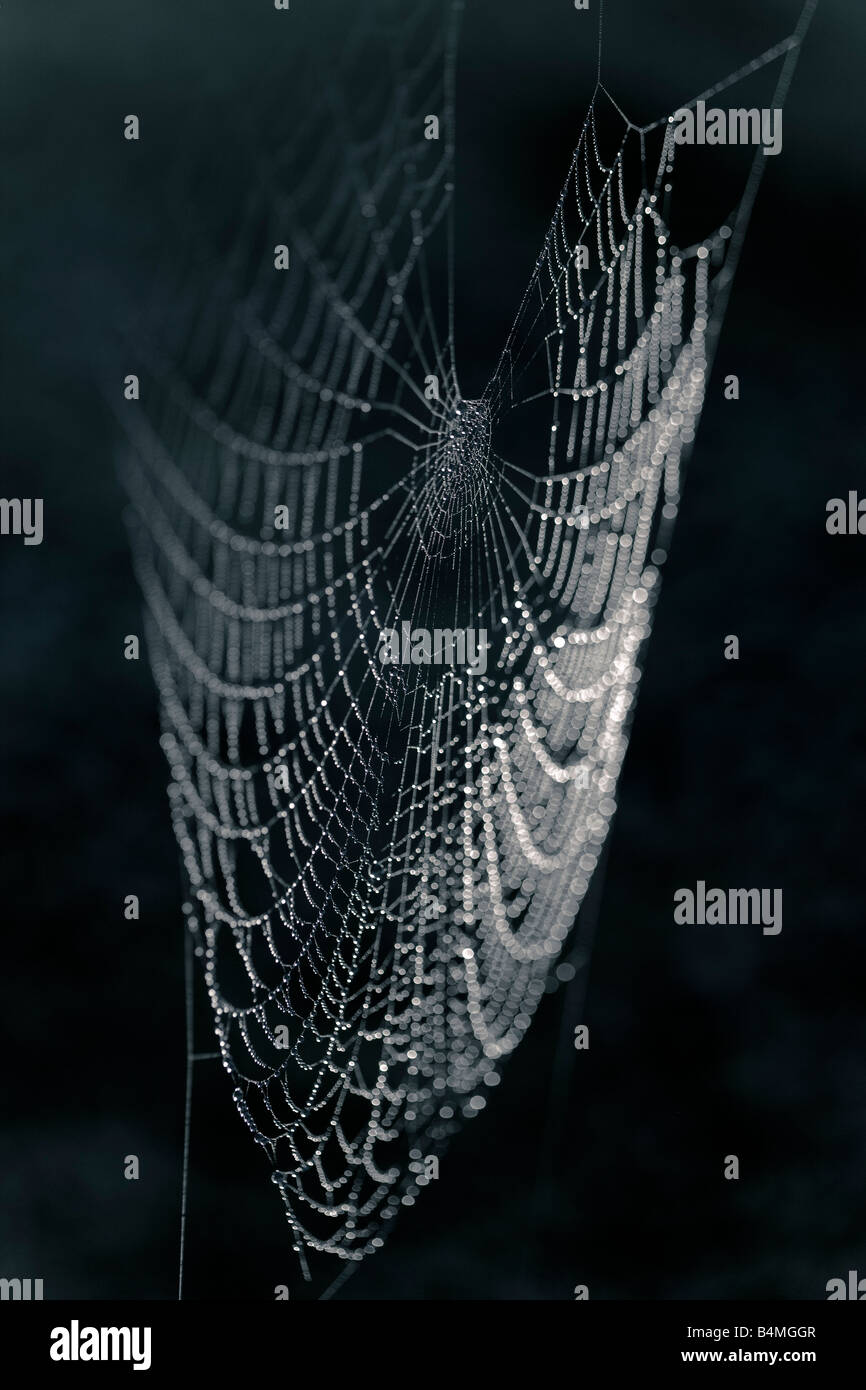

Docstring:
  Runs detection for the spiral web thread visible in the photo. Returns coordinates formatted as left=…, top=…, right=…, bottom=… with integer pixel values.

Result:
left=116, top=0, right=814, bottom=1286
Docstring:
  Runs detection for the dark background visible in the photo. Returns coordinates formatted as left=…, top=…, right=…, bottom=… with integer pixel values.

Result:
left=1, top=0, right=864, bottom=1300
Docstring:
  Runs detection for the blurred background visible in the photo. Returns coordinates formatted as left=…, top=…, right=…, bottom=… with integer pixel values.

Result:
left=1, top=0, right=864, bottom=1300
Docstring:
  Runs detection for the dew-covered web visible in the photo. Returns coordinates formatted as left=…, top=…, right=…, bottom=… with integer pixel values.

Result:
left=115, top=0, right=815, bottom=1295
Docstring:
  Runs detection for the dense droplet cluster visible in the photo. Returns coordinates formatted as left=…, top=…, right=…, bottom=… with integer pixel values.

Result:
left=414, top=399, right=494, bottom=563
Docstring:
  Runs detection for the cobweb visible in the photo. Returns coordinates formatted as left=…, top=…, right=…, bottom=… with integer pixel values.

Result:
left=114, top=0, right=815, bottom=1294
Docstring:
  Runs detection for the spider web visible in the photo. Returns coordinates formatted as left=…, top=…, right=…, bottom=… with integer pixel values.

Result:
left=114, top=0, right=815, bottom=1295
